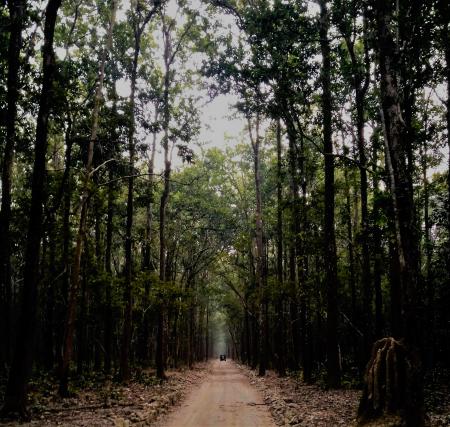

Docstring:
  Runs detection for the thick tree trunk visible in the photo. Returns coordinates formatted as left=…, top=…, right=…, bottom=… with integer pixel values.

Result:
left=1, top=0, right=62, bottom=416
left=359, top=0, right=425, bottom=423
left=377, top=0, right=421, bottom=348
left=319, top=0, right=341, bottom=388
left=0, top=0, right=26, bottom=372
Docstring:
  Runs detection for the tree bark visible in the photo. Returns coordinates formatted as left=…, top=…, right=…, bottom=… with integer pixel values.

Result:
left=139, top=111, right=158, bottom=365
left=439, top=0, right=450, bottom=289
left=104, top=164, right=115, bottom=375
left=120, top=35, right=138, bottom=384
left=319, top=0, right=341, bottom=388
left=275, top=120, right=286, bottom=376
left=0, top=0, right=26, bottom=372
left=1, top=0, right=62, bottom=416
left=371, top=133, right=384, bottom=339
left=248, top=113, right=268, bottom=377
left=285, top=120, right=300, bottom=371
left=156, top=22, right=173, bottom=379
left=376, top=0, right=421, bottom=348
left=359, top=0, right=425, bottom=422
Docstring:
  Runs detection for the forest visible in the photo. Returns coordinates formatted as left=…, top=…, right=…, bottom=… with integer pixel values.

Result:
left=0, top=0, right=449, bottom=426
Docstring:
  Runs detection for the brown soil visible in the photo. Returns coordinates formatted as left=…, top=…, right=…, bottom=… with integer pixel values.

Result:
left=159, top=360, right=275, bottom=427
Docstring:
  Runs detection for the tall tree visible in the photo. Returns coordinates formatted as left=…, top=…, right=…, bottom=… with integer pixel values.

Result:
left=120, top=0, right=163, bottom=383
left=156, top=6, right=198, bottom=379
left=358, top=0, right=425, bottom=423
left=0, top=0, right=26, bottom=372
left=1, top=0, right=63, bottom=416
left=274, top=119, right=286, bottom=376
left=247, top=110, right=268, bottom=376
left=438, top=0, right=450, bottom=278
left=319, top=0, right=341, bottom=388
left=59, top=0, right=118, bottom=396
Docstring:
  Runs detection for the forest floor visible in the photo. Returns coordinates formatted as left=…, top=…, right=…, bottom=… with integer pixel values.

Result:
left=237, top=364, right=450, bottom=427
left=1, top=361, right=450, bottom=426
left=0, top=363, right=211, bottom=426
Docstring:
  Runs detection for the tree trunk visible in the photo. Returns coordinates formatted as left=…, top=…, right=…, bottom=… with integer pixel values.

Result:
left=343, top=151, right=356, bottom=324
left=319, top=0, right=341, bottom=388
left=120, top=21, right=140, bottom=384
left=56, top=119, right=73, bottom=370
left=76, top=249, right=88, bottom=376
left=248, top=113, right=268, bottom=377
left=275, top=120, right=286, bottom=377
left=377, top=0, right=421, bottom=348
left=439, top=0, right=450, bottom=296
left=59, top=1, right=116, bottom=395
left=156, top=29, right=172, bottom=379
left=286, top=121, right=300, bottom=371
left=359, top=0, right=425, bottom=422
left=139, top=113, right=158, bottom=365
left=372, top=133, right=384, bottom=339
left=1, top=0, right=62, bottom=416
left=350, top=35, right=372, bottom=355
left=0, top=0, right=26, bottom=372
left=43, top=217, right=57, bottom=370
left=104, top=165, right=114, bottom=375
left=299, top=133, right=313, bottom=383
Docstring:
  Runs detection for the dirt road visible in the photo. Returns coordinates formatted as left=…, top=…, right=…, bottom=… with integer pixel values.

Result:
left=160, top=360, right=275, bottom=427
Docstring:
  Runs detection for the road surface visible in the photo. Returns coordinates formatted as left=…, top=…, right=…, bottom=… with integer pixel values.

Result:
left=161, top=360, right=275, bottom=427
